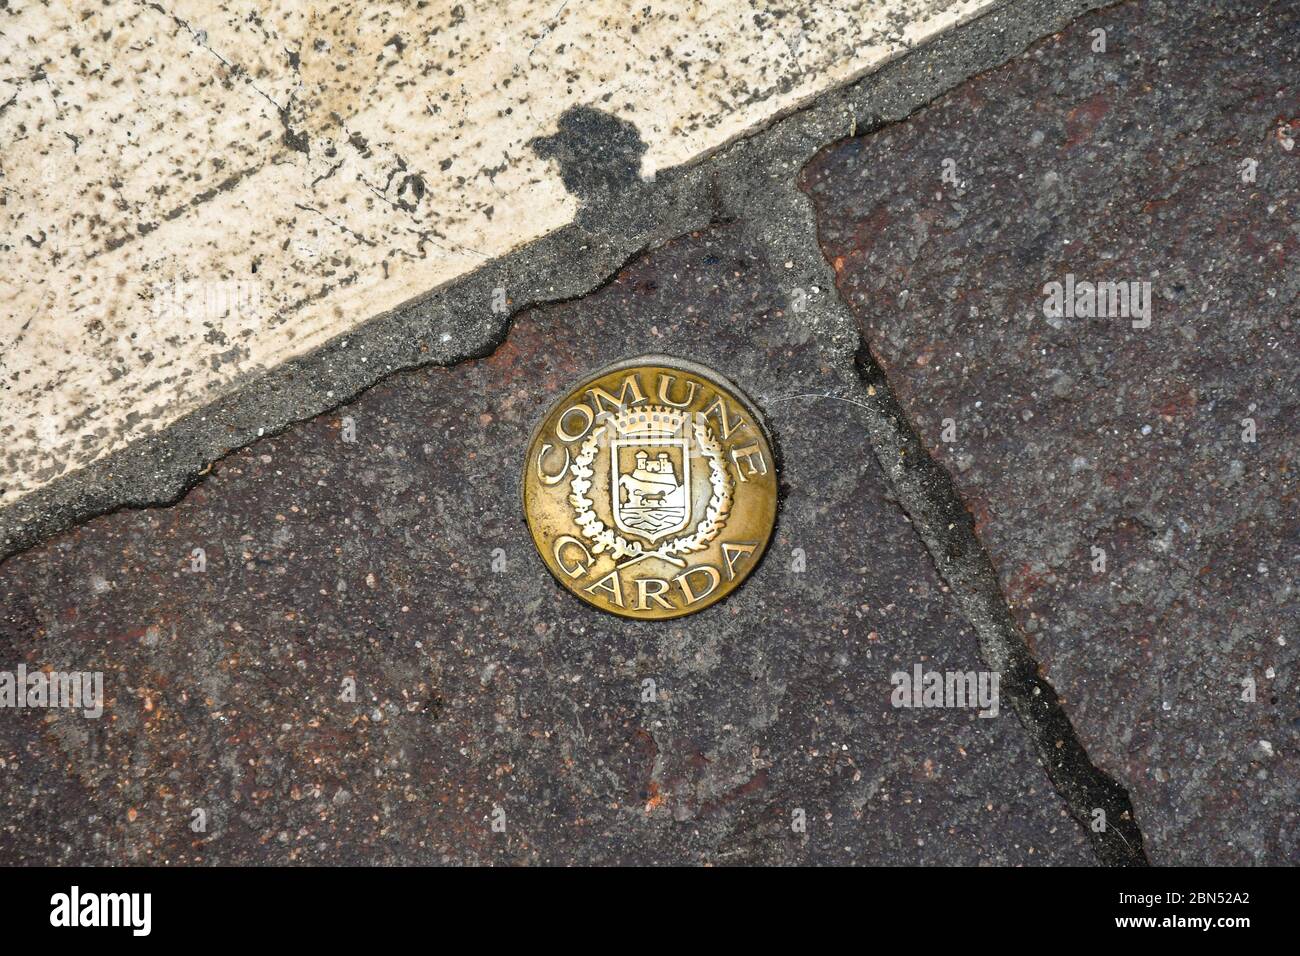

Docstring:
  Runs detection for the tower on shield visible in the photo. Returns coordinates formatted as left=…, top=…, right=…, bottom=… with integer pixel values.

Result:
left=610, top=405, right=692, bottom=544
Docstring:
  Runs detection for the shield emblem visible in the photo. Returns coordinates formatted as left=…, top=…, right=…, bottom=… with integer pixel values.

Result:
left=611, top=437, right=691, bottom=543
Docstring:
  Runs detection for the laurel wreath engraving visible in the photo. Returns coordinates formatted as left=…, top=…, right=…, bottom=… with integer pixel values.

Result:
left=568, top=420, right=733, bottom=568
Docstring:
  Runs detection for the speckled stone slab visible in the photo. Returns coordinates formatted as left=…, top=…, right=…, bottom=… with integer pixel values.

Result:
left=0, top=222, right=1091, bottom=865
left=803, top=0, right=1298, bottom=864
left=1, top=0, right=993, bottom=508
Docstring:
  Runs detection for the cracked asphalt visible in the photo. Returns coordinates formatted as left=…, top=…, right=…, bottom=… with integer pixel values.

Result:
left=1, top=0, right=1295, bottom=866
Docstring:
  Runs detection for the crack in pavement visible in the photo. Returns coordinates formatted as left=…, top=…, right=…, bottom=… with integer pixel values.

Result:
left=706, top=127, right=1149, bottom=863
left=846, top=341, right=1150, bottom=865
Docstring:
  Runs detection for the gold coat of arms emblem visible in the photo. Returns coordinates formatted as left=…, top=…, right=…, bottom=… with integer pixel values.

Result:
left=522, top=356, right=778, bottom=619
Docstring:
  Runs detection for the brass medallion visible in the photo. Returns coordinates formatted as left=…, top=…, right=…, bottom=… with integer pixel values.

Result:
left=522, top=356, right=778, bottom=619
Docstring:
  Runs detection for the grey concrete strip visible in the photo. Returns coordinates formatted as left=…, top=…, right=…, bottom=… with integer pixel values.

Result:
left=0, top=0, right=1113, bottom=562
left=804, top=0, right=1297, bottom=863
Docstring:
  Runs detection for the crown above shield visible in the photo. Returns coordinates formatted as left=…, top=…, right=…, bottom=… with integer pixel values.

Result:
left=610, top=404, right=688, bottom=437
